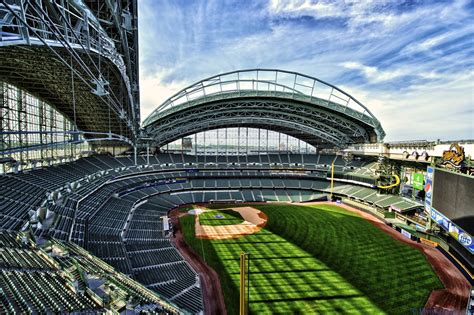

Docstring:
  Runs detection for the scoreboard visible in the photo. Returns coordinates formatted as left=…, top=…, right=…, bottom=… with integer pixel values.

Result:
left=427, top=167, right=474, bottom=254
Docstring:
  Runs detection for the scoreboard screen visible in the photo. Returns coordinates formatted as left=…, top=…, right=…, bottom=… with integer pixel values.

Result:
left=431, top=168, right=474, bottom=234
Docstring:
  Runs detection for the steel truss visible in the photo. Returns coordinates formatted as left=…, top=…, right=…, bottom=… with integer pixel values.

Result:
left=0, top=0, right=139, bottom=146
left=146, top=98, right=374, bottom=148
left=0, top=82, right=88, bottom=171
left=143, top=69, right=385, bottom=148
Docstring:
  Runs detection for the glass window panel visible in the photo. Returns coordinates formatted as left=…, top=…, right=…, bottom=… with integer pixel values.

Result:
left=160, top=126, right=316, bottom=156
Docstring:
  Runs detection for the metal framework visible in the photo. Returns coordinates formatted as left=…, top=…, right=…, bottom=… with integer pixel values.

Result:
left=0, top=82, right=91, bottom=172
left=144, top=69, right=385, bottom=148
left=0, top=0, right=139, bottom=150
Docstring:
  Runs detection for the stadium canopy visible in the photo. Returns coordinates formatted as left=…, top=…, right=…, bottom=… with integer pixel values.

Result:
left=143, top=69, right=385, bottom=148
left=0, top=0, right=139, bottom=146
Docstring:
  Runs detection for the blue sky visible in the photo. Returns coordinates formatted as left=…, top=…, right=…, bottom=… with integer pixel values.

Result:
left=138, top=0, right=473, bottom=141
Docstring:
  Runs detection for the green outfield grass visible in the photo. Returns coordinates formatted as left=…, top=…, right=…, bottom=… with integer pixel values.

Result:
left=180, top=204, right=442, bottom=314
left=199, top=210, right=244, bottom=226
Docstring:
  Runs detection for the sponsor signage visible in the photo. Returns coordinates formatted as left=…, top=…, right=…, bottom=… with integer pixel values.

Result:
left=400, top=228, right=412, bottom=239
left=415, top=224, right=427, bottom=232
left=412, top=173, right=424, bottom=190
left=458, top=233, right=472, bottom=247
left=431, top=208, right=474, bottom=253
left=448, top=223, right=474, bottom=253
left=419, top=237, right=438, bottom=247
left=424, top=166, right=434, bottom=214
left=162, top=216, right=170, bottom=231
left=430, top=208, right=450, bottom=231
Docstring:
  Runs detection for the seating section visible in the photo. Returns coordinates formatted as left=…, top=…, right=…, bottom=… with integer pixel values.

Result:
left=123, top=202, right=203, bottom=314
left=0, top=152, right=422, bottom=314
left=0, top=230, right=179, bottom=314
left=79, top=187, right=204, bottom=313
left=0, top=155, right=126, bottom=231
left=0, top=270, right=98, bottom=313
left=329, top=184, right=419, bottom=211
left=345, top=161, right=378, bottom=177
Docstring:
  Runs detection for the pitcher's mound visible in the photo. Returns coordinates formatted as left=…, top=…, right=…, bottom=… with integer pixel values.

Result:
left=195, top=207, right=267, bottom=240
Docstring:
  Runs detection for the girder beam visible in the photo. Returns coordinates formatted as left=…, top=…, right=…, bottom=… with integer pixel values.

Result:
left=145, top=98, right=372, bottom=148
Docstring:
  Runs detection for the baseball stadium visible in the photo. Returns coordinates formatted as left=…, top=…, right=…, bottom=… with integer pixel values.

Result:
left=0, top=1, right=473, bottom=314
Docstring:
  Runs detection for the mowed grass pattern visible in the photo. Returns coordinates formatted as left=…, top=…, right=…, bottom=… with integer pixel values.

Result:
left=181, top=204, right=442, bottom=314
left=199, top=210, right=244, bottom=226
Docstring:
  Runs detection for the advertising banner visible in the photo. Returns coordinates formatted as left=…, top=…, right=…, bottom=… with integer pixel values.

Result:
left=413, top=173, right=424, bottom=190
left=431, top=208, right=450, bottom=231
left=400, top=228, right=412, bottom=239
left=448, top=222, right=474, bottom=254
left=162, top=216, right=170, bottom=231
left=424, top=166, right=434, bottom=214
left=431, top=208, right=474, bottom=253
left=415, top=224, right=427, bottom=232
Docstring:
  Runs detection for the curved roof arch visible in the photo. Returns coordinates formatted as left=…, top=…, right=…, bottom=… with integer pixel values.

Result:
left=143, top=69, right=385, bottom=148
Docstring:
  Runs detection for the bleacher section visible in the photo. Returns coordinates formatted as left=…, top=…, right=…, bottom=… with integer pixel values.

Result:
left=329, top=183, right=418, bottom=211
left=0, top=231, right=179, bottom=314
left=0, top=152, right=421, bottom=314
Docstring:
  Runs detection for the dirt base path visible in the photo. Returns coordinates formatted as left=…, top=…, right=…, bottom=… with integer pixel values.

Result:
left=169, top=209, right=227, bottom=315
left=304, top=201, right=471, bottom=313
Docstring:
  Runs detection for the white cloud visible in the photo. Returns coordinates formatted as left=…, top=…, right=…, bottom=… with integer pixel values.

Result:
left=269, top=0, right=342, bottom=19
left=267, top=0, right=471, bottom=35
left=267, top=0, right=416, bottom=31
left=341, top=62, right=406, bottom=82
left=340, top=70, right=474, bottom=141
left=139, top=69, right=188, bottom=122
left=401, top=25, right=473, bottom=56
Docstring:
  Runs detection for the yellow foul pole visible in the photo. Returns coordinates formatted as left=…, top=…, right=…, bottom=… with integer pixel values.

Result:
left=330, top=161, right=335, bottom=200
left=240, top=252, right=246, bottom=315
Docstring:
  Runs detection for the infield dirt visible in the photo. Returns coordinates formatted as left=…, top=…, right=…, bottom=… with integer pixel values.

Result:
left=194, top=206, right=267, bottom=240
